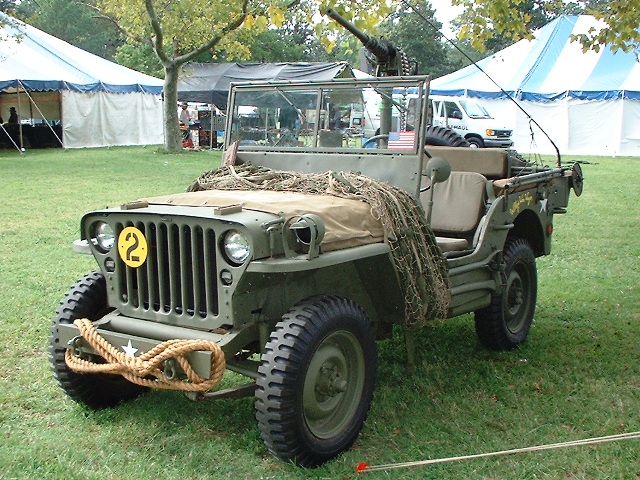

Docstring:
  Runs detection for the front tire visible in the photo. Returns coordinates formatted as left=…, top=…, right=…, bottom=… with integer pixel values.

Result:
left=49, top=271, right=147, bottom=409
left=466, top=136, right=484, bottom=148
left=474, top=238, right=537, bottom=350
left=255, top=296, right=376, bottom=467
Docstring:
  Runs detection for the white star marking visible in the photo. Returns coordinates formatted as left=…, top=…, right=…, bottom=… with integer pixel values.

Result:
left=122, top=340, right=138, bottom=357
left=540, top=198, right=548, bottom=213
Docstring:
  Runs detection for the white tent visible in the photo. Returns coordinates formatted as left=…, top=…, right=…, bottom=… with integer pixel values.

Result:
left=0, top=14, right=164, bottom=148
left=431, top=15, right=640, bottom=156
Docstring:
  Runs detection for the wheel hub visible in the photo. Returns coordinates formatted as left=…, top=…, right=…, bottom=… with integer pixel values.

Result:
left=302, top=330, right=366, bottom=439
left=315, top=364, right=348, bottom=398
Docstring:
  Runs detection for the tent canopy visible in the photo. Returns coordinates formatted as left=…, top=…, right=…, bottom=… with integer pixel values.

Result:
left=0, top=13, right=163, bottom=94
left=178, top=62, right=353, bottom=108
left=0, top=13, right=164, bottom=148
left=431, top=15, right=640, bottom=102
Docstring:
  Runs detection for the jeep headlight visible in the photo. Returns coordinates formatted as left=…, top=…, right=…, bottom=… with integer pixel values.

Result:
left=222, top=229, right=250, bottom=265
left=93, top=221, right=114, bottom=252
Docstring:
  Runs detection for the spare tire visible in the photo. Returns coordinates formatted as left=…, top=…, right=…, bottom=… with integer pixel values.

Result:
left=425, top=125, right=470, bottom=147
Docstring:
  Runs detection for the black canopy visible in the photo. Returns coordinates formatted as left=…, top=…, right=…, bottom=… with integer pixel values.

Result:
left=177, top=62, right=353, bottom=109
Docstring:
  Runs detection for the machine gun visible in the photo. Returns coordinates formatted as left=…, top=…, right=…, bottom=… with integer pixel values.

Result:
left=325, top=8, right=412, bottom=77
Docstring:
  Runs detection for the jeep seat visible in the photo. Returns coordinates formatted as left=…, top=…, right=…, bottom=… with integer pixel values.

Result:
left=426, top=146, right=508, bottom=179
left=422, top=171, right=488, bottom=252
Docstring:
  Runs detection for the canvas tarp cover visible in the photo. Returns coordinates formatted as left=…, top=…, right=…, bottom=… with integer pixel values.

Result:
left=144, top=189, right=384, bottom=252
left=177, top=62, right=353, bottom=108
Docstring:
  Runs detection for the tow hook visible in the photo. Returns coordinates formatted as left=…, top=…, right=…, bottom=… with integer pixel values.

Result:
left=162, top=359, right=178, bottom=380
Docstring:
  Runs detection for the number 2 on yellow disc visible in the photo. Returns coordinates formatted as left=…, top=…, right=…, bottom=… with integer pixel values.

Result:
left=118, top=226, right=148, bottom=268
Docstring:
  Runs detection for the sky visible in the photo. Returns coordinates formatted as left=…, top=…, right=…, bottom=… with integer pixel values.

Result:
left=432, top=1, right=464, bottom=38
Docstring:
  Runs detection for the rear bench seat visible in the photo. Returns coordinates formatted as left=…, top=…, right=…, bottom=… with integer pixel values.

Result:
left=426, top=146, right=508, bottom=179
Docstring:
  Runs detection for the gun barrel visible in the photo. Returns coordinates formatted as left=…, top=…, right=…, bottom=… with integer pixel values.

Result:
left=325, top=8, right=391, bottom=61
left=325, top=8, right=371, bottom=45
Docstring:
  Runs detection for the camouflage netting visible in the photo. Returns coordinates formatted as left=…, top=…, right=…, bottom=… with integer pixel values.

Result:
left=188, top=163, right=450, bottom=327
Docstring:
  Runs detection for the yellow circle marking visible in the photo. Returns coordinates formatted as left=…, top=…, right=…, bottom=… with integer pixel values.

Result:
left=118, top=226, right=148, bottom=268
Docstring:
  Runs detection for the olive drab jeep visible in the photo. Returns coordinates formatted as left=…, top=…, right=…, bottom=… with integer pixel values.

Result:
left=49, top=72, right=582, bottom=467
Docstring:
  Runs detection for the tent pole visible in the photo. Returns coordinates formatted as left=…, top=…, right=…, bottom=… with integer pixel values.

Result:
left=17, top=83, right=24, bottom=153
left=209, top=104, right=214, bottom=150
left=0, top=122, right=22, bottom=153
left=23, top=87, right=63, bottom=147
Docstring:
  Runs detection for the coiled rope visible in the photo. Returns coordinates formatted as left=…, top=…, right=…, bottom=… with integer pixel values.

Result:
left=65, top=319, right=226, bottom=392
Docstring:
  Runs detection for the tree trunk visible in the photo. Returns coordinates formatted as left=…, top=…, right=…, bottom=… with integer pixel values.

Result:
left=162, top=63, right=183, bottom=152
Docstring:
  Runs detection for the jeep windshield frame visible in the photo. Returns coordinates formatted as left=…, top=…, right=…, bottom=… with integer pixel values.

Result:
left=225, top=76, right=431, bottom=156
left=223, top=76, right=431, bottom=197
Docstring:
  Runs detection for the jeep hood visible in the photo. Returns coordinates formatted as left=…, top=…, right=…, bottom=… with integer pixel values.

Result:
left=144, top=189, right=385, bottom=252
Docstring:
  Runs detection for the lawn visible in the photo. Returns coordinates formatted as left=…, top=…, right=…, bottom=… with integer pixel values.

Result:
left=0, top=147, right=638, bottom=479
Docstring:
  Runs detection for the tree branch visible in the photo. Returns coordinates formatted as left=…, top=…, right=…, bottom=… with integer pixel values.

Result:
left=81, top=2, right=152, bottom=47
left=144, top=0, right=170, bottom=64
left=172, top=0, right=250, bottom=65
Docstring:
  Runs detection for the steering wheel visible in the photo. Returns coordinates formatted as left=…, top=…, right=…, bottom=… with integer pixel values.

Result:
left=362, top=134, right=389, bottom=148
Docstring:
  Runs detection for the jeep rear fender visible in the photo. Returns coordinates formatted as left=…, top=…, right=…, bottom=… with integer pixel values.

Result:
left=510, top=208, right=546, bottom=256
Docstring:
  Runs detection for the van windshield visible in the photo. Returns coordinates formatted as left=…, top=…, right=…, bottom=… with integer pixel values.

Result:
left=460, top=100, right=492, bottom=119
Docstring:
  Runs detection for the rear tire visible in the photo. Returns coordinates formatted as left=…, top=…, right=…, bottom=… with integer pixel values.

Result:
left=255, top=296, right=376, bottom=467
left=49, top=271, right=147, bottom=409
left=474, top=238, right=537, bottom=350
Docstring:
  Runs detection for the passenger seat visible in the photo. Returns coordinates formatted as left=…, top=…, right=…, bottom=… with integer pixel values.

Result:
left=422, top=171, right=488, bottom=253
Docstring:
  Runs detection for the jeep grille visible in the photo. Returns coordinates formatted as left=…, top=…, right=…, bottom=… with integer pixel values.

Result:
left=115, top=220, right=219, bottom=319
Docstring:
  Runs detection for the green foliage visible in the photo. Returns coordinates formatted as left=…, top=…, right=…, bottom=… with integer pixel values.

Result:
left=114, top=41, right=164, bottom=78
left=0, top=0, right=17, bottom=13
left=89, top=0, right=396, bottom=152
left=453, top=0, right=639, bottom=54
left=15, top=0, right=123, bottom=60
left=0, top=0, right=23, bottom=40
left=0, top=148, right=639, bottom=478
left=221, top=4, right=324, bottom=63
left=378, top=2, right=449, bottom=76
left=579, top=0, right=640, bottom=53
left=376, top=2, right=484, bottom=78
left=453, top=0, right=566, bottom=52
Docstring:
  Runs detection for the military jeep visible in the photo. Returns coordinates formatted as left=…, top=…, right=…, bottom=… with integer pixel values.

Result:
left=50, top=75, right=582, bottom=467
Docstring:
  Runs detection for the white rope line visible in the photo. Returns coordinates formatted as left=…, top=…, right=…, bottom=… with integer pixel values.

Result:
left=356, top=431, right=640, bottom=473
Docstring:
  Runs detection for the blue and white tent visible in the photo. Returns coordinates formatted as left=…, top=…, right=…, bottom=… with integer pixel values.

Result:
left=431, top=15, right=640, bottom=156
left=0, top=14, right=164, bottom=148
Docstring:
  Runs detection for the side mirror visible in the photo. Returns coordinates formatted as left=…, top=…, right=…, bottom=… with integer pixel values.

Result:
left=425, top=156, right=451, bottom=184
left=423, top=156, right=451, bottom=225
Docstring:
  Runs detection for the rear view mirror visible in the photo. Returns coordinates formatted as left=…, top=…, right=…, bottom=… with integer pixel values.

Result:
left=425, top=156, right=451, bottom=184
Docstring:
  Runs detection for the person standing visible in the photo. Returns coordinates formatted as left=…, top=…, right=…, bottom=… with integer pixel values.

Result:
left=8, top=107, right=18, bottom=124
left=178, top=102, right=192, bottom=144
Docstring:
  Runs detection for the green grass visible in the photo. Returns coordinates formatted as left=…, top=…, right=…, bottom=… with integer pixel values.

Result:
left=1, top=148, right=639, bottom=479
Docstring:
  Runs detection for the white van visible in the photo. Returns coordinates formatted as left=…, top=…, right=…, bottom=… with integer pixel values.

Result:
left=362, top=91, right=513, bottom=148
left=430, top=96, right=513, bottom=148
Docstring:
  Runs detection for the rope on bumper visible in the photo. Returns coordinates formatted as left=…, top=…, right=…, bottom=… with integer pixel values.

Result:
left=64, top=318, right=226, bottom=392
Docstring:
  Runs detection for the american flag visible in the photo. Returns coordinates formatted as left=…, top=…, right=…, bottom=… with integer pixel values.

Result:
left=388, top=131, right=415, bottom=150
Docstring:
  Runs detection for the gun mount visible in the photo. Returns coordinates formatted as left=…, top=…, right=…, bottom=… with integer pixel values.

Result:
left=325, top=8, right=410, bottom=77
